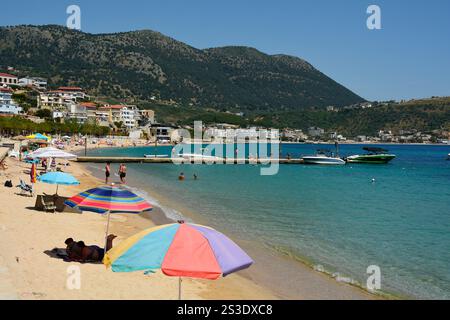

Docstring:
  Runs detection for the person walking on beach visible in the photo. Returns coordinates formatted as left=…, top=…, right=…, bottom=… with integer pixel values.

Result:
left=105, top=162, right=111, bottom=184
left=118, top=163, right=127, bottom=184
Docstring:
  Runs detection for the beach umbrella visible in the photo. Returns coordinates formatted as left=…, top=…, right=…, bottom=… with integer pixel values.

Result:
left=64, top=184, right=153, bottom=252
left=103, top=221, right=253, bottom=300
left=26, top=133, right=50, bottom=141
left=38, top=172, right=80, bottom=195
left=29, top=147, right=76, bottom=159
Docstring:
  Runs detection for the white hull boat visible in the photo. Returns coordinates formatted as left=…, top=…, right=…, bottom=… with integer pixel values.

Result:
left=302, top=155, right=346, bottom=165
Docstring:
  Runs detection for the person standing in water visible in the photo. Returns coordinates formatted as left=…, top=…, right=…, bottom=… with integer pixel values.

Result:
left=105, top=162, right=111, bottom=184
left=118, top=163, right=127, bottom=184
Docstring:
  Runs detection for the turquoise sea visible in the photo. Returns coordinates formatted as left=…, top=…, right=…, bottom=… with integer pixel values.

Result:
left=86, top=144, right=450, bottom=299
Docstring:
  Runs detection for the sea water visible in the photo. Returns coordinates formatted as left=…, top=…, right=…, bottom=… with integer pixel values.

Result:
left=87, top=144, right=450, bottom=299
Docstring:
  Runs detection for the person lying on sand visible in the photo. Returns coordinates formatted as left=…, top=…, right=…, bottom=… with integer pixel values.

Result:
left=64, top=235, right=117, bottom=263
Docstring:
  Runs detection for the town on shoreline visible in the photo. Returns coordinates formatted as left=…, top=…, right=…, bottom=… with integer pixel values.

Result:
left=1, top=71, right=449, bottom=146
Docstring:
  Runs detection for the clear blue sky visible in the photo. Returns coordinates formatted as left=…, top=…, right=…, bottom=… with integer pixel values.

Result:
left=2, top=0, right=450, bottom=101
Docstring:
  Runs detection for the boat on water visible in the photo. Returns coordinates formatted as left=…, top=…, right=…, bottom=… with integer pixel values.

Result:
left=144, top=154, right=169, bottom=158
left=346, top=147, right=396, bottom=164
left=177, top=153, right=224, bottom=162
left=302, top=149, right=346, bottom=165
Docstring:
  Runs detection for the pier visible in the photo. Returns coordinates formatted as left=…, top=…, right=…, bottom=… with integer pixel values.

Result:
left=75, top=156, right=305, bottom=164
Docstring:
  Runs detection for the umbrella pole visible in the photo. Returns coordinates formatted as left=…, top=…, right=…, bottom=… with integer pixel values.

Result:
left=178, top=277, right=182, bottom=300
left=56, top=185, right=59, bottom=195
left=104, top=212, right=111, bottom=252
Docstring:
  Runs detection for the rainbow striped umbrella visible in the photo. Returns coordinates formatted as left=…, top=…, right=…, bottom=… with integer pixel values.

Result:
left=65, top=184, right=153, bottom=250
left=104, top=221, right=253, bottom=299
left=65, top=184, right=152, bottom=214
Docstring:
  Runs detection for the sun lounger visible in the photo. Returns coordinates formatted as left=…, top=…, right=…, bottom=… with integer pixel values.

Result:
left=17, top=179, right=33, bottom=197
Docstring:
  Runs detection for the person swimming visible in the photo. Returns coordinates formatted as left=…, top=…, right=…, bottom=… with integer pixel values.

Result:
left=178, top=172, right=185, bottom=181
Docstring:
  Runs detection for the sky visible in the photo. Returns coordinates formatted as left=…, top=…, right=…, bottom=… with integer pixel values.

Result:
left=2, top=0, right=450, bottom=101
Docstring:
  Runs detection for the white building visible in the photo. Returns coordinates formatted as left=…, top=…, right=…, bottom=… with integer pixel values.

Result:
left=98, top=105, right=140, bottom=130
left=38, top=87, right=89, bottom=110
left=308, top=127, right=325, bottom=138
left=19, top=77, right=48, bottom=90
left=0, top=88, right=22, bottom=115
left=0, top=73, right=18, bottom=87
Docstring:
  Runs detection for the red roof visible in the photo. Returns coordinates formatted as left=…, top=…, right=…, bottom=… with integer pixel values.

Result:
left=0, top=87, right=13, bottom=93
left=0, top=73, right=17, bottom=78
left=79, top=102, right=97, bottom=108
left=58, top=86, right=83, bottom=91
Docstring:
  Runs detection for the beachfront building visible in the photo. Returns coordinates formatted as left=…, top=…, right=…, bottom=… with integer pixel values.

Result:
left=0, top=73, right=18, bottom=87
left=66, top=104, right=88, bottom=124
left=282, top=129, right=308, bottom=142
left=140, top=109, right=155, bottom=125
left=0, top=87, right=22, bottom=115
left=98, top=105, right=140, bottom=131
left=308, top=126, right=325, bottom=138
left=148, top=124, right=177, bottom=143
left=18, top=77, right=48, bottom=90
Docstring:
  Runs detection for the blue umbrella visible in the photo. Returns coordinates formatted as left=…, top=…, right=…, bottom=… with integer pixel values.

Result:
left=38, top=172, right=80, bottom=194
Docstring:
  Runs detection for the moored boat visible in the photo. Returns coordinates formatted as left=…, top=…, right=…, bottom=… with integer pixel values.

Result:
left=302, top=149, right=345, bottom=165
left=346, top=147, right=396, bottom=164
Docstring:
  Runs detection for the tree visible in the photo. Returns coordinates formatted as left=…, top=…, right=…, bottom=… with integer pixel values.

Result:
left=35, top=109, right=52, bottom=119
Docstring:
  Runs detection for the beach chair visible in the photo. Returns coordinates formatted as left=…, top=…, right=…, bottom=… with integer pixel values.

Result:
left=17, top=179, right=33, bottom=197
left=36, top=195, right=56, bottom=213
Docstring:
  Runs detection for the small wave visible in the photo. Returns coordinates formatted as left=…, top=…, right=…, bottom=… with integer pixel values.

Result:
left=126, top=185, right=192, bottom=223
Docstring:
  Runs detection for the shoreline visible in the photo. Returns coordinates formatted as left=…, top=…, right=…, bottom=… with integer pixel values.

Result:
left=0, top=155, right=275, bottom=300
left=80, top=149, right=382, bottom=300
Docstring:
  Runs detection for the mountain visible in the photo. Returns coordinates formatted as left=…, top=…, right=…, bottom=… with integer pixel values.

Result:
left=0, top=25, right=365, bottom=112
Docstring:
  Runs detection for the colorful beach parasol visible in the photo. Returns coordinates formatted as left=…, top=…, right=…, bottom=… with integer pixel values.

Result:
left=26, top=133, right=51, bottom=141
left=29, top=147, right=76, bottom=159
left=65, top=184, right=153, bottom=251
left=103, top=221, right=254, bottom=299
left=38, top=172, right=80, bottom=195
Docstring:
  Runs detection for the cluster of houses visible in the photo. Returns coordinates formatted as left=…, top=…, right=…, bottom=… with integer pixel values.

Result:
left=279, top=127, right=448, bottom=144
left=0, top=72, right=158, bottom=133
left=37, top=86, right=155, bottom=130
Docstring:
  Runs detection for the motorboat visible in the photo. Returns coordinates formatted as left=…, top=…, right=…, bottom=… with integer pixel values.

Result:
left=346, top=147, right=396, bottom=164
left=144, top=154, right=169, bottom=158
left=302, top=149, right=345, bottom=165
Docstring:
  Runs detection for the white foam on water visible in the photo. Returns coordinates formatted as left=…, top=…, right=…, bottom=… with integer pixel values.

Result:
left=125, top=185, right=192, bottom=223
left=332, top=272, right=359, bottom=286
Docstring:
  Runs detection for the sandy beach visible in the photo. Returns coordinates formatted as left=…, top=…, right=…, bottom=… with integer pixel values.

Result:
left=0, top=149, right=377, bottom=300
left=0, top=155, right=276, bottom=300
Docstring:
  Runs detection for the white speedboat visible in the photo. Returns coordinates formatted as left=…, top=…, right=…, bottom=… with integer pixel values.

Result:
left=302, top=150, right=345, bottom=165
left=177, top=153, right=223, bottom=162
left=144, top=154, right=169, bottom=158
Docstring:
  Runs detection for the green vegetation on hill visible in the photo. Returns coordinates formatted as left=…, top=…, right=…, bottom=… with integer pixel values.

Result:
left=0, top=25, right=364, bottom=112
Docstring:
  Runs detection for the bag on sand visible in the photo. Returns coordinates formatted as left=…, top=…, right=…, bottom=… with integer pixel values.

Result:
left=4, top=180, right=13, bottom=188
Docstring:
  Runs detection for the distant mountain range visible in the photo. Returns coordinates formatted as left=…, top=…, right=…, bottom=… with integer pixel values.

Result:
left=0, top=25, right=365, bottom=112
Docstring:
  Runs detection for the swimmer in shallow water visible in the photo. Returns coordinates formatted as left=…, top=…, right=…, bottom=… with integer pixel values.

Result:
left=178, top=172, right=185, bottom=181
